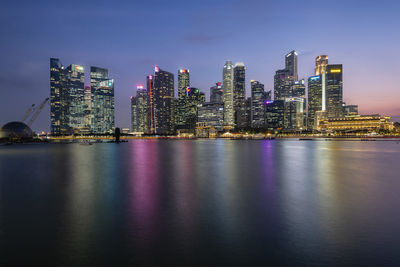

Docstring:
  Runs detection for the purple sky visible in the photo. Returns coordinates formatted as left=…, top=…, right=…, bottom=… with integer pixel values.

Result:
left=1, top=0, right=399, bottom=132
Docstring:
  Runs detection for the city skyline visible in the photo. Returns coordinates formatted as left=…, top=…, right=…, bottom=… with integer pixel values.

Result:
left=1, top=0, right=400, bottom=132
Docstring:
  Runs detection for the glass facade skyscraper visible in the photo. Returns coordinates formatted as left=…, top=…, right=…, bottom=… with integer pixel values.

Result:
left=90, top=67, right=115, bottom=134
left=178, top=69, right=190, bottom=99
left=285, top=50, right=298, bottom=80
left=265, top=100, right=285, bottom=130
left=250, top=80, right=268, bottom=128
left=153, top=66, right=174, bottom=135
left=307, top=75, right=323, bottom=128
left=274, top=69, right=293, bottom=100
left=131, top=85, right=150, bottom=133
left=223, top=61, right=234, bottom=128
left=326, top=64, right=343, bottom=118
left=233, top=62, right=246, bottom=129
left=210, top=82, right=223, bottom=103
left=50, top=58, right=85, bottom=135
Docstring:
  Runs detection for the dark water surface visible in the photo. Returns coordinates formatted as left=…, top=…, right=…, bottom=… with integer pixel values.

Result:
left=1, top=140, right=400, bottom=266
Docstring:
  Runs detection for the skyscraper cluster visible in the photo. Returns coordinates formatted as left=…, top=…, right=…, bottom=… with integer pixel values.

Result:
left=50, top=58, right=114, bottom=135
left=129, top=51, right=355, bottom=135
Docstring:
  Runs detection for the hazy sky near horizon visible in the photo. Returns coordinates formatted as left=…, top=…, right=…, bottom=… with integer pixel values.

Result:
left=1, top=0, right=399, bottom=131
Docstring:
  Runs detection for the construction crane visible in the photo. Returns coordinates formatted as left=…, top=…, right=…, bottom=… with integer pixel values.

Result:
left=27, top=98, right=49, bottom=127
left=22, top=104, right=35, bottom=121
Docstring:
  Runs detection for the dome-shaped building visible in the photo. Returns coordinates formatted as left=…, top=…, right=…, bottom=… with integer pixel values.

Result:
left=0, top=121, right=33, bottom=139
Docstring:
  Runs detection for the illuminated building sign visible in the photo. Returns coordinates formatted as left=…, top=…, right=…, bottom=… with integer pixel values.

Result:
left=330, top=69, right=341, bottom=73
left=137, top=84, right=144, bottom=89
left=154, top=65, right=159, bottom=72
left=310, top=76, right=320, bottom=81
left=179, top=69, right=188, bottom=73
left=265, top=101, right=274, bottom=105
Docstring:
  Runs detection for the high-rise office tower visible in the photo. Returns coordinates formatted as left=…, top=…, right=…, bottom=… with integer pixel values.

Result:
left=233, top=62, right=246, bottom=129
left=153, top=66, right=174, bottom=135
left=50, top=58, right=67, bottom=135
left=146, top=75, right=154, bottom=134
left=210, top=82, right=223, bottom=103
left=65, top=64, right=86, bottom=133
left=284, top=97, right=305, bottom=130
left=178, top=69, right=190, bottom=99
left=135, top=85, right=150, bottom=133
left=90, top=67, right=115, bottom=134
left=197, top=102, right=224, bottom=131
left=185, top=87, right=206, bottom=131
left=245, top=97, right=252, bottom=129
left=50, top=58, right=86, bottom=135
left=285, top=50, right=298, bottom=80
left=265, top=100, right=285, bottom=129
left=84, top=85, right=91, bottom=133
left=223, top=61, right=234, bottom=127
left=131, top=96, right=137, bottom=132
left=291, top=79, right=306, bottom=98
left=315, top=55, right=329, bottom=75
left=326, top=64, right=343, bottom=118
left=250, top=80, right=267, bottom=128
left=274, top=69, right=293, bottom=100
left=307, top=75, right=323, bottom=128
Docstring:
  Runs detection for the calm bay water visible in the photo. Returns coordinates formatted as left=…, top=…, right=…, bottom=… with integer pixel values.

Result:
left=1, top=140, right=400, bottom=266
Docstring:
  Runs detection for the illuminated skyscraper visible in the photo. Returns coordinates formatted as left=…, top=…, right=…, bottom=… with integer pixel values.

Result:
left=147, top=75, right=154, bottom=134
left=175, top=69, right=190, bottom=129
left=131, top=85, right=150, bottom=133
left=50, top=58, right=86, bottom=135
left=315, top=55, right=329, bottom=76
left=233, top=62, right=246, bottom=129
left=197, top=102, right=224, bottom=131
left=291, top=79, right=306, bottom=98
left=65, top=64, right=86, bottom=133
left=250, top=80, right=268, bottom=128
left=274, top=69, right=293, bottom=100
left=153, top=66, right=174, bottom=135
left=285, top=50, right=298, bottom=80
left=131, top=96, right=137, bottom=132
left=284, top=97, right=306, bottom=130
left=223, top=61, right=234, bottom=127
left=307, top=75, right=323, bottom=128
left=265, top=100, right=285, bottom=129
left=84, top=85, right=91, bottom=133
left=178, top=69, right=190, bottom=99
left=185, top=87, right=205, bottom=131
left=210, top=82, right=223, bottom=103
left=326, top=64, right=343, bottom=118
left=50, top=58, right=67, bottom=135
left=90, top=67, right=114, bottom=134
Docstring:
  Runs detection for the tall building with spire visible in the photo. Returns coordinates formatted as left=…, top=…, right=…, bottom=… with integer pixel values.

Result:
left=223, top=61, right=234, bottom=128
